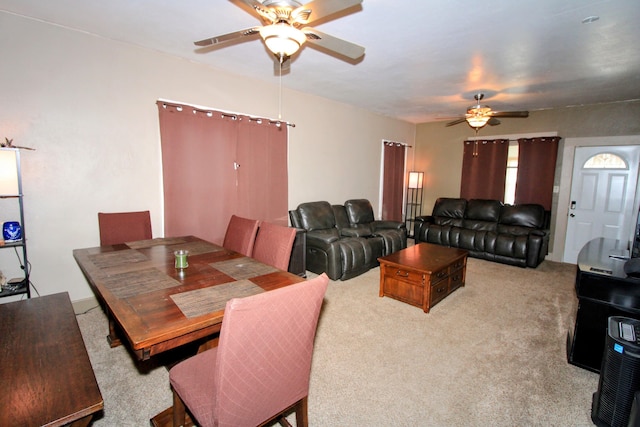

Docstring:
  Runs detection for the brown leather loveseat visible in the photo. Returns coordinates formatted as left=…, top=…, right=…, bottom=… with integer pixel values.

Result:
left=414, top=198, right=549, bottom=268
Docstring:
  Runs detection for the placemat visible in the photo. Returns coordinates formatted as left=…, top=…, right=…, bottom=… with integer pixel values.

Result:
left=210, top=257, right=278, bottom=280
left=101, top=268, right=179, bottom=299
left=126, top=237, right=187, bottom=249
left=88, top=249, right=148, bottom=269
left=171, top=280, right=264, bottom=318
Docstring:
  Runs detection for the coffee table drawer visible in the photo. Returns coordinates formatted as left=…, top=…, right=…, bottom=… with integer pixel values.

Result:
left=449, top=267, right=465, bottom=292
left=430, top=279, right=449, bottom=306
left=384, top=266, right=424, bottom=284
left=432, top=266, right=449, bottom=283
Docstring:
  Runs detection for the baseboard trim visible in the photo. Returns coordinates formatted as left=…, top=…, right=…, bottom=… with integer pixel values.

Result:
left=72, top=296, right=101, bottom=315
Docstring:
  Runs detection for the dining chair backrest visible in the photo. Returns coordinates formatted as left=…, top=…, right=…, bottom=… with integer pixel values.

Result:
left=222, top=215, right=259, bottom=257
left=252, top=221, right=297, bottom=271
left=98, top=210, right=152, bottom=246
left=169, top=273, right=329, bottom=427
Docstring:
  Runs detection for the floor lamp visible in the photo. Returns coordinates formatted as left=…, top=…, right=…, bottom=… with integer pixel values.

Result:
left=405, top=171, right=424, bottom=238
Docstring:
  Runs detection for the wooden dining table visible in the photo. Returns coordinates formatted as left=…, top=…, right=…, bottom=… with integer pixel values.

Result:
left=73, top=235, right=304, bottom=361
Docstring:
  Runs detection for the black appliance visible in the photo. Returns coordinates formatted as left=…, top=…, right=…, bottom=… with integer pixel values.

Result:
left=592, top=317, right=640, bottom=427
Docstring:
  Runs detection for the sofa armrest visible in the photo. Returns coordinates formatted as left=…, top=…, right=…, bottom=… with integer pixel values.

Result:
left=526, top=229, right=550, bottom=267
left=306, top=228, right=340, bottom=249
left=372, top=220, right=406, bottom=231
left=415, top=215, right=435, bottom=224
left=340, top=227, right=373, bottom=238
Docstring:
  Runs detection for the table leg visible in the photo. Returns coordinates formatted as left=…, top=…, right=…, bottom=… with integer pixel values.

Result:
left=106, top=309, right=122, bottom=348
left=150, top=406, right=194, bottom=427
left=197, top=336, right=219, bottom=354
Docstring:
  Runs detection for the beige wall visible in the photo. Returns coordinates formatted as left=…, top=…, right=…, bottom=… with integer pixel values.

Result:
left=415, top=101, right=640, bottom=261
left=0, top=13, right=415, bottom=303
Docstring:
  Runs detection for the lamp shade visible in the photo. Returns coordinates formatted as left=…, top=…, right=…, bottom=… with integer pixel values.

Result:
left=0, top=148, right=20, bottom=196
left=260, top=23, right=306, bottom=57
left=408, top=171, right=424, bottom=189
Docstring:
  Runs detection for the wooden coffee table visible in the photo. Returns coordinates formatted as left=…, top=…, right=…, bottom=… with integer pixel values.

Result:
left=378, top=243, right=468, bottom=313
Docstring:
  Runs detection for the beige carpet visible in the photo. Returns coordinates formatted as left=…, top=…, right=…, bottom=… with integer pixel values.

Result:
left=76, top=257, right=599, bottom=426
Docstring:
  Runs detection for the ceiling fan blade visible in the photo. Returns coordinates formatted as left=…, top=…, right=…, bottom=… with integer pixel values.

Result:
left=302, top=27, right=364, bottom=59
left=491, top=111, right=529, bottom=118
left=294, top=0, right=363, bottom=25
left=445, top=118, right=467, bottom=127
left=194, top=27, right=261, bottom=47
left=488, top=117, right=501, bottom=126
left=233, top=0, right=274, bottom=22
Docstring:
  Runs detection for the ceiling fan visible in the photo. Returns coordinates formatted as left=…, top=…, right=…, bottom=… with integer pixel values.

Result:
left=446, top=93, right=529, bottom=130
left=194, top=0, right=365, bottom=68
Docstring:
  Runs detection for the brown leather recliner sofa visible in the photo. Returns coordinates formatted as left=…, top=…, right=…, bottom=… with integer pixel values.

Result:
left=414, top=198, right=549, bottom=268
left=289, top=199, right=407, bottom=280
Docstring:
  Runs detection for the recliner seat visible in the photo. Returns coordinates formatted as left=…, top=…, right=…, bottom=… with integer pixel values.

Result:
left=289, top=199, right=407, bottom=280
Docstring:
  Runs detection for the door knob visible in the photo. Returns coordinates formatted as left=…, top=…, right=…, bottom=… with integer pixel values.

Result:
left=570, top=213, right=575, bottom=217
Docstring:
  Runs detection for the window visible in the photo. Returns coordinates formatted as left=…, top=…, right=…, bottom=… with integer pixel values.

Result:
left=583, top=153, right=627, bottom=169
left=504, top=143, right=518, bottom=205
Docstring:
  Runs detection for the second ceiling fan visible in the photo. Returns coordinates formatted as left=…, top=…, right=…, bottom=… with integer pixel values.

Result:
left=194, top=0, right=365, bottom=68
left=446, top=93, right=529, bottom=130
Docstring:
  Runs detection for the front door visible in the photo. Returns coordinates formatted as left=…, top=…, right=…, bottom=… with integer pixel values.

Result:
left=563, top=146, right=640, bottom=263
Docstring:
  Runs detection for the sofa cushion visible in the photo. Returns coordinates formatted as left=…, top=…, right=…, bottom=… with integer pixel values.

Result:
left=432, top=198, right=466, bottom=227
left=433, top=198, right=466, bottom=219
left=344, top=199, right=376, bottom=224
left=298, top=201, right=336, bottom=231
left=466, top=199, right=502, bottom=221
left=499, top=204, right=545, bottom=228
left=461, top=199, right=501, bottom=231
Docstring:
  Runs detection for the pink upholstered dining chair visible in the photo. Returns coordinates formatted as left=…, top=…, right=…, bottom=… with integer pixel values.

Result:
left=222, top=215, right=259, bottom=257
left=98, top=210, right=152, bottom=246
left=169, top=273, right=329, bottom=427
left=252, top=221, right=297, bottom=271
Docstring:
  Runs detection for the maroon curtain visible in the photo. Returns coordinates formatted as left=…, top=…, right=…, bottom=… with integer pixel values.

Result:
left=515, top=137, right=560, bottom=210
left=460, top=139, right=509, bottom=201
left=382, top=142, right=406, bottom=221
left=158, top=102, right=288, bottom=245
left=236, top=119, right=288, bottom=225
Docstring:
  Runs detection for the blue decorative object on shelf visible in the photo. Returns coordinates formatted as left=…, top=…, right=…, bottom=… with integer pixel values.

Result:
left=3, top=221, right=22, bottom=242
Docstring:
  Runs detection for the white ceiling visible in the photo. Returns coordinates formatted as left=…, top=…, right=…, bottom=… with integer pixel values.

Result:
left=2, top=0, right=640, bottom=123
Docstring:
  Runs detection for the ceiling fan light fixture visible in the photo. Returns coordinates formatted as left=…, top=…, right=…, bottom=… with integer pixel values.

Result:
left=465, top=104, right=492, bottom=128
left=466, top=115, right=491, bottom=129
left=260, top=23, right=306, bottom=57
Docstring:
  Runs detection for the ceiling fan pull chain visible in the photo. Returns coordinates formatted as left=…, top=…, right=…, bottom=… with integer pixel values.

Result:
left=278, top=54, right=283, bottom=120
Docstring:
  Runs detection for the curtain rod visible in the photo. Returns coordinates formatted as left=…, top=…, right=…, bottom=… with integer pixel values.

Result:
left=465, top=136, right=560, bottom=143
left=383, top=140, right=412, bottom=148
left=157, top=100, right=296, bottom=128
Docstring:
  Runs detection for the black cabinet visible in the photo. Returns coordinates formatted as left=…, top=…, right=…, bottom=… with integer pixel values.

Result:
left=567, top=238, right=640, bottom=372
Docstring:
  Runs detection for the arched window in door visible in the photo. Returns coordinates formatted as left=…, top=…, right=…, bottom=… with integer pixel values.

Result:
left=583, top=153, right=627, bottom=169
